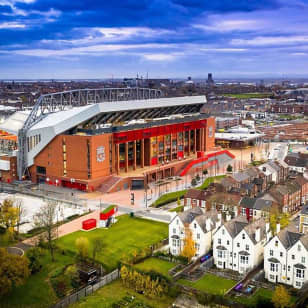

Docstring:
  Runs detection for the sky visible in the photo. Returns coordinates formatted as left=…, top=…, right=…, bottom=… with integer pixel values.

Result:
left=1, top=0, right=308, bottom=79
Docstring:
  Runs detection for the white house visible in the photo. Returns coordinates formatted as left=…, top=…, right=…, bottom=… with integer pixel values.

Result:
left=169, top=207, right=222, bottom=258
left=264, top=222, right=308, bottom=289
left=213, top=216, right=271, bottom=274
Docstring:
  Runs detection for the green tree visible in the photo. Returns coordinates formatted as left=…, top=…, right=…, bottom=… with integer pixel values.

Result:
left=92, top=237, right=104, bottom=262
left=280, top=213, right=290, bottom=229
left=0, top=248, right=30, bottom=296
left=26, top=247, right=44, bottom=274
left=272, top=285, right=291, bottom=308
left=177, top=197, right=181, bottom=206
left=75, top=237, right=89, bottom=261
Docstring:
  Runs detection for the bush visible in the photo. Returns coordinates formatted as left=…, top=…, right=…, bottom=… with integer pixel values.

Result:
left=151, top=190, right=187, bottom=208
left=26, top=247, right=44, bottom=274
left=168, top=285, right=181, bottom=298
left=52, top=276, right=70, bottom=298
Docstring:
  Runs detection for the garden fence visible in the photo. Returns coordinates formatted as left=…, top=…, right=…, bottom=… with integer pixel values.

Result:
left=52, top=269, right=119, bottom=308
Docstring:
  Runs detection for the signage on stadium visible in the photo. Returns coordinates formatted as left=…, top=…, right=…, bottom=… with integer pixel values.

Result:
left=96, top=146, right=105, bottom=162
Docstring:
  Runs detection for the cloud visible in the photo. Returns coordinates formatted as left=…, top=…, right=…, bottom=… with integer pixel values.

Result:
left=143, top=53, right=179, bottom=61
left=0, top=21, right=26, bottom=29
left=231, top=35, right=308, bottom=46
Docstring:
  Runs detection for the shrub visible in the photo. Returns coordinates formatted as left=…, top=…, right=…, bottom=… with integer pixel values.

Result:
left=52, top=276, right=70, bottom=298
left=26, top=247, right=44, bottom=274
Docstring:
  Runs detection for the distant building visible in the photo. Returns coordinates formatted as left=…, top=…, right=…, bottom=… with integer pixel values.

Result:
left=207, top=73, right=214, bottom=86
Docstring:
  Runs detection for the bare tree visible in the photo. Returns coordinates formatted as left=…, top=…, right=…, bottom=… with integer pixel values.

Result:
left=34, top=201, right=58, bottom=262
left=15, top=199, right=26, bottom=235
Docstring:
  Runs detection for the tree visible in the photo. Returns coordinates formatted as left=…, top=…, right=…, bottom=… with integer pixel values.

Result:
left=75, top=237, right=89, bottom=261
left=15, top=199, right=26, bottom=235
left=177, top=197, right=181, bottom=206
left=181, top=226, right=196, bottom=262
left=191, top=178, right=197, bottom=187
left=92, top=237, right=104, bottom=262
left=26, top=247, right=44, bottom=274
left=272, top=285, right=291, bottom=308
left=227, top=164, right=233, bottom=172
left=33, top=201, right=58, bottom=262
left=280, top=213, right=290, bottom=230
left=0, top=199, right=19, bottom=234
left=0, top=248, right=30, bottom=296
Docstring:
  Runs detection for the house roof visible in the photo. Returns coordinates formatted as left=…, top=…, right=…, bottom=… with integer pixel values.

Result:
left=240, top=197, right=256, bottom=209
left=184, top=189, right=209, bottom=201
left=194, top=210, right=220, bottom=233
left=224, top=216, right=248, bottom=238
left=177, top=207, right=203, bottom=224
left=243, top=218, right=268, bottom=244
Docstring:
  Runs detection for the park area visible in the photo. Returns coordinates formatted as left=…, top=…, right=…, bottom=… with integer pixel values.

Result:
left=56, top=215, right=168, bottom=271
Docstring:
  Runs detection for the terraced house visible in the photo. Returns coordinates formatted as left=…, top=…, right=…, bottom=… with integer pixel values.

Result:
left=213, top=216, right=272, bottom=274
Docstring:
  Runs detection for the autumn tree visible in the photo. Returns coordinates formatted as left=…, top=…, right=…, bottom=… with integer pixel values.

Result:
left=181, top=226, right=196, bottom=261
left=0, top=199, right=19, bottom=234
left=33, top=201, right=58, bottom=261
left=272, top=285, right=291, bottom=308
left=92, top=237, right=104, bottom=262
left=75, top=237, right=89, bottom=261
left=0, top=248, right=30, bottom=296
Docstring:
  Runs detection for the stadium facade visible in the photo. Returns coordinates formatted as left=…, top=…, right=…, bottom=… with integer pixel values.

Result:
left=0, top=88, right=234, bottom=192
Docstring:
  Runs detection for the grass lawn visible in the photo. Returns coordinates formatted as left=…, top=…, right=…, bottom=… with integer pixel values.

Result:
left=151, top=175, right=226, bottom=208
left=197, top=175, right=225, bottom=190
left=70, top=279, right=173, bottom=308
left=134, top=257, right=175, bottom=278
left=223, top=93, right=273, bottom=99
left=56, top=215, right=168, bottom=271
left=233, top=288, right=273, bottom=306
left=169, top=205, right=184, bottom=213
left=151, top=189, right=187, bottom=208
left=178, top=273, right=236, bottom=295
left=0, top=249, right=75, bottom=308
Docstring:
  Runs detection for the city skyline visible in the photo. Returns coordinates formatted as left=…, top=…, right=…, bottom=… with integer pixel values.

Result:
left=1, top=0, right=308, bottom=79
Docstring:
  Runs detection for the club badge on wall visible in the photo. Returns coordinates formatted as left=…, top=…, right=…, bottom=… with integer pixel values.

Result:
left=96, top=146, right=105, bottom=162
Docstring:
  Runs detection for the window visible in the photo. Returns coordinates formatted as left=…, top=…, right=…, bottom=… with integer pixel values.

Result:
left=176, top=220, right=179, bottom=225
left=296, top=269, right=304, bottom=279
left=230, top=252, right=232, bottom=257
left=237, top=243, right=240, bottom=248
left=242, top=233, right=245, bottom=240
left=222, top=229, right=225, bottom=235
left=298, top=245, right=301, bottom=252
left=240, top=255, right=248, bottom=264
left=292, top=255, right=295, bottom=260
left=197, top=233, right=200, bottom=240
left=280, top=252, right=283, bottom=257
left=36, top=166, right=46, bottom=175
left=218, top=239, right=221, bottom=244
left=245, top=244, right=249, bottom=251
left=173, top=228, right=176, bottom=234
left=218, top=250, right=223, bottom=258
left=296, top=281, right=302, bottom=287
left=270, top=263, right=278, bottom=272
left=194, top=223, right=197, bottom=229
left=288, top=266, right=290, bottom=272
left=270, top=275, right=275, bottom=280
left=227, top=240, right=230, bottom=245
left=275, top=240, right=278, bottom=247
left=270, top=250, right=274, bottom=256
left=172, top=239, right=177, bottom=246
left=302, top=257, right=306, bottom=263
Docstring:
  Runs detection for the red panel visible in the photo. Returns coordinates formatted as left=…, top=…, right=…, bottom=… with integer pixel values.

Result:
left=100, top=207, right=116, bottom=220
left=177, top=151, right=184, bottom=158
left=197, top=151, right=204, bottom=158
left=151, top=157, right=158, bottom=165
left=82, top=219, right=97, bottom=230
left=113, top=119, right=208, bottom=144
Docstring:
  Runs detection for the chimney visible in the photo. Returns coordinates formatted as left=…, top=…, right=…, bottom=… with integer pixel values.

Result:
left=276, top=223, right=281, bottom=234
left=255, top=227, right=261, bottom=242
left=266, top=222, right=270, bottom=232
left=206, top=218, right=212, bottom=232
left=233, top=206, right=238, bottom=217
left=226, top=214, right=231, bottom=222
